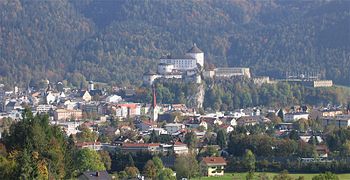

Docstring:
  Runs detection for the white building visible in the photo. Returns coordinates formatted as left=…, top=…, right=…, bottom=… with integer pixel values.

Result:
left=114, top=103, right=141, bottom=118
left=143, top=71, right=160, bottom=85
left=160, top=55, right=197, bottom=70
left=88, top=81, right=94, bottom=91
left=157, top=63, right=175, bottom=74
left=106, top=95, right=122, bottom=103
left=36, top=104, right=55, bottom=114
left=45, top=92, right=56, bottom=104
left=229, top=118, right=237, bottom=126
left=52, top=121, right=82, bottom=136
left=232, top=109, right=246, bottom=119
left=143, top=44, right=204, bottom=85
left=284, top=112, right=309, bottom=122
left=164, top=123, right=185, bottom=134
left=149, top=128, right=168, bottom=135
left=160, top=43, right=204, bottom=70
left=186, top=43, right=204, bottom=68
left=213, top=68, right=251, bottom=78
left=173, top=142, right=189, bottom=155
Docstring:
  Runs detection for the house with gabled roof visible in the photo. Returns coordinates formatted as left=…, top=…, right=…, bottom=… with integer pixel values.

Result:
left=121, top=143, right=161, bottom=153
left=200, top=157, right=227, bottom=177
left=78, top=90, right=92, bottom=102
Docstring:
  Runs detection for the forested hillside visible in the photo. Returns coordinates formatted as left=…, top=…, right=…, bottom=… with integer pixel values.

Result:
left=0, top=0, right=349, bottom=87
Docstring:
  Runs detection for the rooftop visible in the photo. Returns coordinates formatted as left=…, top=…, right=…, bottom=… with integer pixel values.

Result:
left=144, top=70, right=157, bottom=75
left=187, top=43, right=203, bottom=53
left=202, top=157, right=227, bottom=166
left=160, top=54, right=195, bottom=59
left=79, top=171, right=111, bottom=180
left=122, top=143, right=160, bottom=148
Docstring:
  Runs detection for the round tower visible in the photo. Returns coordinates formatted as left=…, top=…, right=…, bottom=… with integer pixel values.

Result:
left=186, top=43, right=204, bottom=68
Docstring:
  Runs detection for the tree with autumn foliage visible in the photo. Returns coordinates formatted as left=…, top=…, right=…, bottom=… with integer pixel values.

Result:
left=0, top=109, right=74, bottom=179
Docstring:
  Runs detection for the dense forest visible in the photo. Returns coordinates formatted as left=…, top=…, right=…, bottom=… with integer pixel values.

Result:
left=129, top=79, right=350, bottom=109
left=202, top=79, right=350, bottom=110
left=0, top=0, right=349, bottom=87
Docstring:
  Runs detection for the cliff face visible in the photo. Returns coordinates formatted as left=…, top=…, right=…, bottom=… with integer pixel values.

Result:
left=196, top=83, right=205, bottom=109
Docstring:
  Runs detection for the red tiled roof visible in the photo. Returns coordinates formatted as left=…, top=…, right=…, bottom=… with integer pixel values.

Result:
left=174, top=141, right=186, bottom=146
left=316, top=145, right=330, bottom=153
left=76, top=141, right=101, bottom=147
left=219, top=124, right=230, bottom=128
left=122, top=143, right=160, bottom=148
left=142, top=121, right=157, bottom=126
left=202, top=157, right=227, bottom=166
left=117, top=103, right=138, bottom=108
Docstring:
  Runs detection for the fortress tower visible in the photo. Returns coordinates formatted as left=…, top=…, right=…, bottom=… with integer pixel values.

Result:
left=186, top=43, right=204, bottom=68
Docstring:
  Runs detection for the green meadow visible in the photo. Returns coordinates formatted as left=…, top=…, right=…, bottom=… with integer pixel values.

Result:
left=193, top=172, right=350, bottom=180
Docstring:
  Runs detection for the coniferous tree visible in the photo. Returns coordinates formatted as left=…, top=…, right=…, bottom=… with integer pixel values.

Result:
left=143, top=160, right=157, bottom=179
left=148, top=130, right=159, bottom=143
left=127, top=154, right=135, bottom=167
left=216, top=129, right=227, bottom=149
left=243, top=149, right=256, bottom=172
left=184, top=131, right=198, bottom=149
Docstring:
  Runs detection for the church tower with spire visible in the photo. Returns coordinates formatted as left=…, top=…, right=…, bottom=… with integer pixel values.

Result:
left=151, top=84, right=159, bottom=121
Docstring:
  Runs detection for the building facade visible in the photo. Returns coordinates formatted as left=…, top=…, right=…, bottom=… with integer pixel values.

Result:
left=200, top=157, right=227, bottom=177
left=214, top=68, right=251, bottom=78
left=54, top=109, right=83, bottom=121
left=284, top=112, right=309, bottom=122
left=323, top=115, right=350, bottom=128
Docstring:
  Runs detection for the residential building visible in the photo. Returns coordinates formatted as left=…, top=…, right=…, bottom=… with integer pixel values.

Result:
left=323, top=115, right=350, bottom=128
left=253, top=76, right=270, bottom=85
left=113, top=103, right=141, bottom=118
left=36, top=104, right=55, bottom=114
left=121, top=143, right=161, bottom=153
left=76, top=141, right=102, bottom=151
left=306, top=80, right=333, bottom=87
left=200, top=157, right=227, bottom=177
left=316, top=145, right=330, bottom=158
left=79, top=171, right=111, bottom=180
left=164, top=123, right=185, bottom=134
left=83, top=102, right=99, bottom=114
left=105, top=95, right=122, bottom=103
left=172, top=142, right=189, bottom=155
left=54, top=109, right=83, bottom=121
left=236, top=116, right=259, bottom=126
left=320, top=109, right=343, bottom=117
left=219, top=125, right=234, bottom=133
left=5, top=101, right=22, bottom=112
left=45, top=92, right=56, bottom=104
left=138, top=120, right=157, bottom=131
left=53, top=121, right=82, bottom=135
left=149, top=128, right=167, bottom=135
left=79, top=91, right=92, bottom=102
left=284, top=112, right=309, bottom=122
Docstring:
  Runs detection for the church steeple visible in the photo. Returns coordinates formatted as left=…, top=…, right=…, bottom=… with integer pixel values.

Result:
left=151, top=84, right=159, bottom=121
left=152, top=84, right=157, bottom=109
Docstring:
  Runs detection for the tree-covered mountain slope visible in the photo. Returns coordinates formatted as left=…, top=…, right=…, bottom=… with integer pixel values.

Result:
left=0, top=0, right=349, bottom=87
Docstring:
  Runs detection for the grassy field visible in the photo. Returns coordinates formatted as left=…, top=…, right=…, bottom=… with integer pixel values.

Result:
left=193, top=172, right=350, bottom=180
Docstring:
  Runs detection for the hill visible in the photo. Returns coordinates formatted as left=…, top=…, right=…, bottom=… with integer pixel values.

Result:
left=0, top=0, right=349, bottom=87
